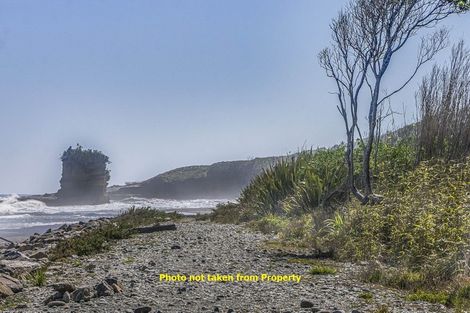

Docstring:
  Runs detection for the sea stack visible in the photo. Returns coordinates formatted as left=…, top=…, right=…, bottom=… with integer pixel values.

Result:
left=55, top=145, right=110, bottom=205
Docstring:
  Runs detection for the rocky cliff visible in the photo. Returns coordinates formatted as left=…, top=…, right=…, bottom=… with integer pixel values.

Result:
left=109, top=157, right=282, bottom=200
left=21, top=145, right=110, bottom=206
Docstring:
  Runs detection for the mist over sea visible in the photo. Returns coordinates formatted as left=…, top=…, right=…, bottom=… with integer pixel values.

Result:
left=0, top=194, right=229, bottom=241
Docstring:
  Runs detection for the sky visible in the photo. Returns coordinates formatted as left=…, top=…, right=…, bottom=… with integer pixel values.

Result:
left=0, top=0, right=468, bottom=194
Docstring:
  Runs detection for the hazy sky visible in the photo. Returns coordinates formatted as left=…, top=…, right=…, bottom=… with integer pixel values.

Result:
left=0, top=0, right=468, bottom=194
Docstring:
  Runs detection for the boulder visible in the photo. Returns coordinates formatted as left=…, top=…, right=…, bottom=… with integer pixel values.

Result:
left=0, top=274, right=23, bottom=293
left=0, top=282, right=13, bottom=298
left=47, top=301, right=66, bottom=307
left=51, top=282, right=76, bottom=293
left=95, top=281, right=113, bottom=297
left=0, top=259, right=41, bottom=276
left=71, top=287, right=92, bottom=302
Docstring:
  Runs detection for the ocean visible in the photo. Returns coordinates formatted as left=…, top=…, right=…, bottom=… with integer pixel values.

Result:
left=0, top=194, right=229, bottom=242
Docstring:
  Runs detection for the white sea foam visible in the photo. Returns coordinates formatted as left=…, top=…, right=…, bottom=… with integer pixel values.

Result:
left=0, top=194, right=230, bottom=232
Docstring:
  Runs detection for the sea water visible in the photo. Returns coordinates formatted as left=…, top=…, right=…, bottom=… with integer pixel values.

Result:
left=0, top=194, right=229, bottom=241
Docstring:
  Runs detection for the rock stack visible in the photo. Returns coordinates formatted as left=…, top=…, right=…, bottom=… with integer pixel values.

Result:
left=56, top=145, right=110, bottom=205
left=20, top=145, right=110, bottom=206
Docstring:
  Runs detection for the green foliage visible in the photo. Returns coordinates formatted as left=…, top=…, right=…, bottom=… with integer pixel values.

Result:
left=449, top=283, right=470, bottom=311
left=50, top=207, right=180, bottom=260
left=358, top=291, right=374, bottom=301
left=449, top=0, right=470, bottom=10
left=210, top=202, right=244, bottom=224
left=216, top=134, right=467, bottom=307
left=361, top=265, right=426, bottom=290
left=309, top=264, right=337, bottom=275
left=240, top=147, right=346, bottom=216
left=406, top=290, right=449, bottom=305
left=373, top=305, right=390, bottom=313
left=248, top=214, right=289, bottom=234
left=339, top=159, right=470, bottom=284
left=28, top=267, right=47, bottom=287
left=61, top=144, right=111, bottom=182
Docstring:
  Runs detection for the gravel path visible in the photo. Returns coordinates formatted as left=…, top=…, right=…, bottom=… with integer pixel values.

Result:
left=3, top=220, right=450, bottom=313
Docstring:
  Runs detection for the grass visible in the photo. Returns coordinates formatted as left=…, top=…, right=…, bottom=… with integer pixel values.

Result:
left=373, top=305, right=390, bottom=313
left=210, top=202, right=243, bottom=224
left=309, top=264, right=337, bottom=275
left=361, top=266, right=426, bottom=291
left=287, top=258, right=337, bottom=276
left=406, top=290, right=449, bottom=305
left=359, top=291, right=374, bottom=301
left=28, top=267, right=47, bottom=287
left=123, top=256, right=136, bottom=264
left=49, top=207, right=181, bottom=260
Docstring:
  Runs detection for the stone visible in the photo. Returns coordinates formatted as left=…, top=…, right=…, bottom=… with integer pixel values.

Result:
left=134, top=307, right=152, bottom=313
left=0, top=260, right=40, bottom=276
left=71, top=287, right=92, bottom=302
left=0, top=282, right=14, bottom=298
left=0, top=274, right=23, bottom=293
left=300, top=300, right=314, bottom=308
left=47, top=300, right=66, bottom=307
left=51, top=282, right=76, bottom=293
left=95, top=281, right=114, bottom=297
left=2, top=250, right=29, bottom=261
left=171, top=244, right=181, bottom=250
left=29, top=251, right=48, bottom=260
left=63, top=291, right=71, bottom=303
left=104, top=276, right=119, bottom=285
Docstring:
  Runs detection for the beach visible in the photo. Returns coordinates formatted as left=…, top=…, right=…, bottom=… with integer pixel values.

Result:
left=0, top=194, right=227, bottom=242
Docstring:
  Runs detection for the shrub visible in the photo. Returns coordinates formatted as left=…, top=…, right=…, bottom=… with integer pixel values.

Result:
left=338, top=159, right=470, bottom=285
left=239, top=147, right=347, bottom=217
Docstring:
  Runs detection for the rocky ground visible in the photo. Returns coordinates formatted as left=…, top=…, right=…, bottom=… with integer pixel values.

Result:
left=0, top=220, right=451, bottom=313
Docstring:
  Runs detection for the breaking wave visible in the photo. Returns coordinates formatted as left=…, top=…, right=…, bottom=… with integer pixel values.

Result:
left=0, top=194, right=229, bottom=233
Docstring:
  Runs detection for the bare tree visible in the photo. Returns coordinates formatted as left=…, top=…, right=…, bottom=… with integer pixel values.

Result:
left=319, top=0, right=460, bottom=204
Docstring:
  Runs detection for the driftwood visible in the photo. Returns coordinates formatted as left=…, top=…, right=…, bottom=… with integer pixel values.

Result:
left=0, top=236, right=14, bottom=244
left=133, top=224, right=177, bottom=234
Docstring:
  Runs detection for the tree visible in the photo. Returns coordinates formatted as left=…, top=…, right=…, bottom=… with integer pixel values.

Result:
left=319, top=0, right=462, bottom=204
left=448, top=0, right=470, bottom=10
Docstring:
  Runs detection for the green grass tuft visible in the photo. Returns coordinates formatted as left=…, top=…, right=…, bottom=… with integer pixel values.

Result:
left=406, top=290, right=449, bottom=305
left=28, top=267, right=47, bottom=287
left=309, top=265, right=337, bottom=275
left=359, top=291, right=374, bottom=301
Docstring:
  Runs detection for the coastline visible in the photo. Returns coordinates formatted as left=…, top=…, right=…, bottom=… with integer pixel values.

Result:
left=0, top=216, right=451, bottom=312
left=0, top=193, right=224, bottom=242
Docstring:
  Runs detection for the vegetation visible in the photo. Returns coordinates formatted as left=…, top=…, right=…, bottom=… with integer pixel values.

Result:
left=206, top=2, right=469, bottom=307
left=28, top=267, right=47, bottom=287
left=50, top=207, right=180, bottom=260
left=309, top=264, right=337, bottom=276
left=212, top=128, right=468, bottom=308
left=358, top=291, right=373, bottom=301
left=61, top=144, right=110, bottom=183
left=417, top=41, right=470, bottom=162
left=319, top=0, right=459, bottom=204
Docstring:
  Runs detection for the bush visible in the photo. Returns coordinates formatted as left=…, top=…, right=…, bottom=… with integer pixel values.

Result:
left=239, top=147, right=347, bottom=217
left=337, top=159, right=470, bottom=285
